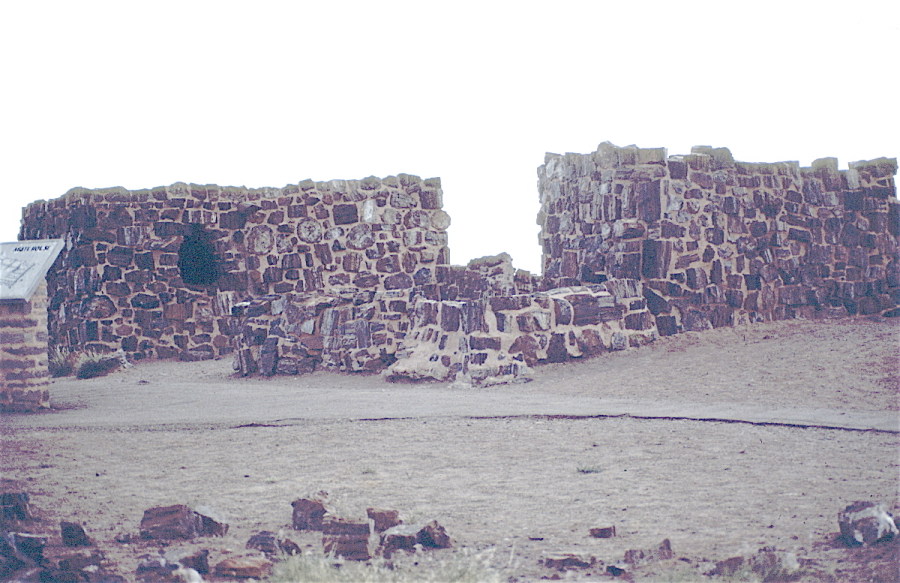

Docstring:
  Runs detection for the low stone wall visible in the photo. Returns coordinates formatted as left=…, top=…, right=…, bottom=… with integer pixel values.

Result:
left=387, top=279, right=655, bottom=385
left=230, top=278, right=656, bottom=385
left=232, top=289, right=412, bottom=376
left=0, top=281, right=50, bottom=411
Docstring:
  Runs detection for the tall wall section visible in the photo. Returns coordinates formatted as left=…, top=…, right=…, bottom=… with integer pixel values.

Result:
left=20, top=176, right=451, bottom=361
left=537, top=143, right=900, bottom=334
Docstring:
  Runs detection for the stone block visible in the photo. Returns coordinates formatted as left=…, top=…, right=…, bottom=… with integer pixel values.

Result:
left=367, top=508, right=401, bottom=532
left=322, top=519, right=371, bottom=560
left=543, top=553, right=596, bottom=570
left=0, top=492, right=32, bottom=522
left=214, top=555, right=272, bottom=578
left=624, top=538, right=673, bottom=566
left=139, top=504, right=227, bottom=540
left=636, top=180, right=661, bottom=222
left=589, top=526, right=616, bottom=538
left=668, top=160, right=688, bottom=179
left=380, top=524, right=419, bottom=558
left=655, top=315, right=679, bottom=336
left=624, top=311, right=652, bottom=330
left=246, top=531, right=300, bottom=557
left=469, top=336, right=501, bottom=351
left=333, top=204, right=359, bottom=225
left=641, top=239, right=671, bottom=279
left=130, top=294, right=160, bottom=310
left=323, top=519, right=370, bottom=536
left=291, top=498, right=326, bottom=531
left=60, top=521, right=92, bottom=547
left=417, top=520, right=451, bottom=548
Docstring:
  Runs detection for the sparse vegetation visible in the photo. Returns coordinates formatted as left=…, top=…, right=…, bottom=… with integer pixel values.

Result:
left=576, top=463, right=603, bottom=474
left=74, top=349, right=121, bottom=379
left=270, top=549, right=506, bottom=583
left=48, top=346, right=74, bottom=377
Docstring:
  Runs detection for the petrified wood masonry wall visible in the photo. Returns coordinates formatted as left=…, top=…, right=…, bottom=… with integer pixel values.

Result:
left=386, top=279, right=655, bottom=384
left=538, top=143, right=900, bottom=335
left=230, top=278, right=656, bottom=384
left=20, top=175, right=450, bottom=361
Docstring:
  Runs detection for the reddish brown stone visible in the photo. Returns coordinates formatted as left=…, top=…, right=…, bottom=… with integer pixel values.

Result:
left=509, top=334, right=539, bottom=366
left=624, top=538, right=673, bottom=566
left=214, top=555, right=272, bottom=578
left=139, top=505, right=227, bottom=540
left=589, top=526, right=616, bottom=538
left=322, top=519, right=370, bottom=536
left=380, top=524, right=419, bottom=558
left=543, top=553, right=596, bottom=570
left=367, top=508, right=401, bottom=532
left=291, top=498, right=326, bottom=531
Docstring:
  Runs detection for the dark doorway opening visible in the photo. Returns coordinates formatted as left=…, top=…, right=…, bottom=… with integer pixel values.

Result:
left=178, top=224, right=219, bottom=286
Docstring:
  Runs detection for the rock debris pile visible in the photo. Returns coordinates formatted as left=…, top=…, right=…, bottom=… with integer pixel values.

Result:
left=3, top=489, right=896, bottom=581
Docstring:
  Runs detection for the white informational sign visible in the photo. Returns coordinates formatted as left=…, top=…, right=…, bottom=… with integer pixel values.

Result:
left=0, top=239, right=65, bottom=301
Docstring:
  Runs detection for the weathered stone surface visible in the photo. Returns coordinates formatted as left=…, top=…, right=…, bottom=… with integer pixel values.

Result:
left=708, top=549, right=800, bottom=580
left=60, top=521, right=92, bottom=547
left=623, top=538, right=673, bottom=566
left=296, top=218, right=323, bottom=243
left=378, top=520, right=451, bottom=558
left=291, top=498, right=326, bottom=531
left=367, top=508, right=401, bottom=532
left=246, top=531, right=301, bottom=556
left=214, top=554, right=272, bottom=578
left=4, top=532, right=46, bottom=567
left=838, top=501, right=899, bottom=546
left=135, top=554, right=184, bottom=583
left=543, top=552, right=596, bottom=570
left=139, top=504, right=228, bottom=540
left=175, top=549, right=210, bottom=575
left=130, top=293, right=160, bottom=309
left=416, top=520, right=451, bottom=548
left=538, top=142, right=899, bottom=335
left=380, top=524, right=419, bottom=558
left=589, top=526, right=616, bottom=538
left=322, top=519, right=370, bottom=536
left=322, top=519, right=371, bottom=560
left=0, top=492, right=32, bottom=523
left=332, top=204, right=359, bottom=225
left=346, top=223, right=374, bottom=249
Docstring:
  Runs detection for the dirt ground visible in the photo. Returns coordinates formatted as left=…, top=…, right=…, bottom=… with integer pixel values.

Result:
left=2, top=316, right=899, bottom=582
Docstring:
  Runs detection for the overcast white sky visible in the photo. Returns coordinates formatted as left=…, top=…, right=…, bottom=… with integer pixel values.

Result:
left=2, top=1, right=897, bottom=273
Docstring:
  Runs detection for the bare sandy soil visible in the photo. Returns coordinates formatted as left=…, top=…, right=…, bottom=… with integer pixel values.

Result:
left=2, top=316, right=899, bottom=582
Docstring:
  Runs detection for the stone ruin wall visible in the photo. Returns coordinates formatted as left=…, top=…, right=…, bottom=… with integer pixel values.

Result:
left=537, top=143, right=900, bottom=335
left=14, top=141, right=900, bottom=387
left=386, top=278, right=655, bottom=385
left=0, top=281, right=51, bottom=411
left=231, top=275, right=656, bottom=384
left=20, top=175, right=451, bottom=362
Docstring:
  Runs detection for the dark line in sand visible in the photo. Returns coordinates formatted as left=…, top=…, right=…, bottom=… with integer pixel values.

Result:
left=465, top=413, right=900, bottom=434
